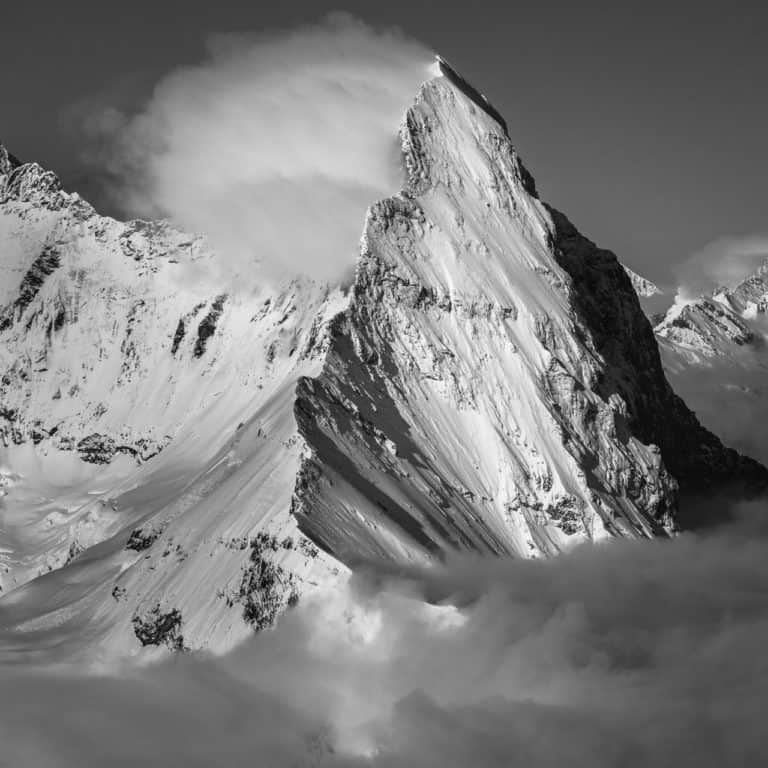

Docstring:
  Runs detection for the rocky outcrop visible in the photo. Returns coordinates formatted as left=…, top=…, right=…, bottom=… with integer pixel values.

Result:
left=132, top=604, right=186, bottom=651
left=0, top=143, right=21, bottom=176
left=0, top=246, right=61, bottom=330
left=228, top=533, right=299, bottom=631
left=193, top=295, right=227, bottom=358
left=125, top=524, right=163, bottom=552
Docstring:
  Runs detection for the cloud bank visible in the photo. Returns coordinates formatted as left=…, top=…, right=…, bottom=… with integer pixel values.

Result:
left=2, top=499, right=768, bottom=767
left=86, top=14, right=432, bottom=284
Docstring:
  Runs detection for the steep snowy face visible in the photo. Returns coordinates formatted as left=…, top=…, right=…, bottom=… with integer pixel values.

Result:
left=0, top=65, right=765, bottom=657
left=292, top=76, right=682, bottom=566
left=0, top=149, right=350, bottom=654
left=291, top=71, right=765, bottom=565
left=622, top=265, right=660, bottom=298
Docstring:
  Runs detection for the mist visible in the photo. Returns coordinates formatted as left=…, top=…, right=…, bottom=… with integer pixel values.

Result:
left=1, top=496, right=767, bottom=767
left=84, top=13, right=432, bottom=285
left=662, top=322, right=768, bottom=466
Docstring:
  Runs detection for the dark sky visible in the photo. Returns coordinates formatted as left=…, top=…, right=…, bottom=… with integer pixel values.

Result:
left=2, top=0, right=766, bottom=284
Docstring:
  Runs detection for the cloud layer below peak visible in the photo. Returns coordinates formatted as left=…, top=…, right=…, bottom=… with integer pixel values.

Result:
left=2, top=500, right=768, bottom=767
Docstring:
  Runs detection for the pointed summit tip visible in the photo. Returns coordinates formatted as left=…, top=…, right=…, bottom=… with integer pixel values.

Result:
left=433, top=55, right=509, bottom=136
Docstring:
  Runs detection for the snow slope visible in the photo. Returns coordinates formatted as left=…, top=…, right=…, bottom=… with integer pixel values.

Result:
left=622, top=265, right=660, bottom=298
left=0, top=65, right=764, bottom=658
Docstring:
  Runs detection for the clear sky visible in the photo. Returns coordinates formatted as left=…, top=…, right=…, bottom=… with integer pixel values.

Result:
left=3, top=0, right=765, bottom=284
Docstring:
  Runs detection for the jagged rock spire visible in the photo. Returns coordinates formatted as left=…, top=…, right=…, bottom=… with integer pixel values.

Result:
left=0, top=142, right=21, bottom=175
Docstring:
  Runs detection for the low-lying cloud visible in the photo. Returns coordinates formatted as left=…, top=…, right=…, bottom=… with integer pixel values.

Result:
left=663, top=322, right=768, bottom=466
left=2, top=499, right=768, bottom=767
left=85, top=14, right=432, bottom=284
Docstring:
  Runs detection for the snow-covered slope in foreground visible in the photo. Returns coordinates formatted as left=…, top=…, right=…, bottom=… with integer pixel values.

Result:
left=1, top=63, right=765, bottom=659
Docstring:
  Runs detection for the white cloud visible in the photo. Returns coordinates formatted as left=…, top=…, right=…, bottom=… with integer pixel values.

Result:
left=86, top=13, right=432, bottom=286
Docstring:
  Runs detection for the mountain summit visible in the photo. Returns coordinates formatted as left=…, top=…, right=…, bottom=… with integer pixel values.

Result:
left=0, top=62, right=764, bottom=657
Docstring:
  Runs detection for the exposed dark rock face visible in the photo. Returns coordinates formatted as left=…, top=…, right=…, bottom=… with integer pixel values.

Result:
left=134, top=437, right=171, bottom=462
left=193, top=295, right=227, bottom=358
left=0, top=144, right=21, bottom=177
left=132, top=604, right=186, bottom=651
left=71, top=434, right=171, bottom=465
left=76, top=433, right=118, bottom=464
left=125, top=525, right=163, bottom=552
left=546, top=206, right=768, bottom=499
left=3, top=163, right=63, bottom=205
left=170, top=318, right=186, bottom=355
left=231, top=533, right=298, bottom=631
left=0, top=246, right=61, bottom=331
left=111, top=585, right=128, bottom=602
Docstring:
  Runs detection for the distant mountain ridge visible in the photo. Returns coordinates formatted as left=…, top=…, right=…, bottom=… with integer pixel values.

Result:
left=622, top=265, right=661, bottom=298
left=653, top=261, right=768, bottom=361
left=628, top=259, right=768, bottom=466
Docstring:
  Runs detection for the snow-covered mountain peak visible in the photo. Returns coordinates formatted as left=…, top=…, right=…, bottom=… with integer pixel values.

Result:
left=1, top=66, right=765, bottom=659
left=655, top=296, right=754, bottom=361
left=655, top=257, right=768, bottom=361
left=724, top=258, right=768, bottom=316
left=433, top=56, right=510, bottom=138
left=623, top=265, right=661, bottom=297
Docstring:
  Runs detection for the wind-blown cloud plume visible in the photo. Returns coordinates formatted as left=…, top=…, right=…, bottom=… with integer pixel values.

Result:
left=86, top=14, right=432, bottom=284
left=675, top=234, right=768, bottom=300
